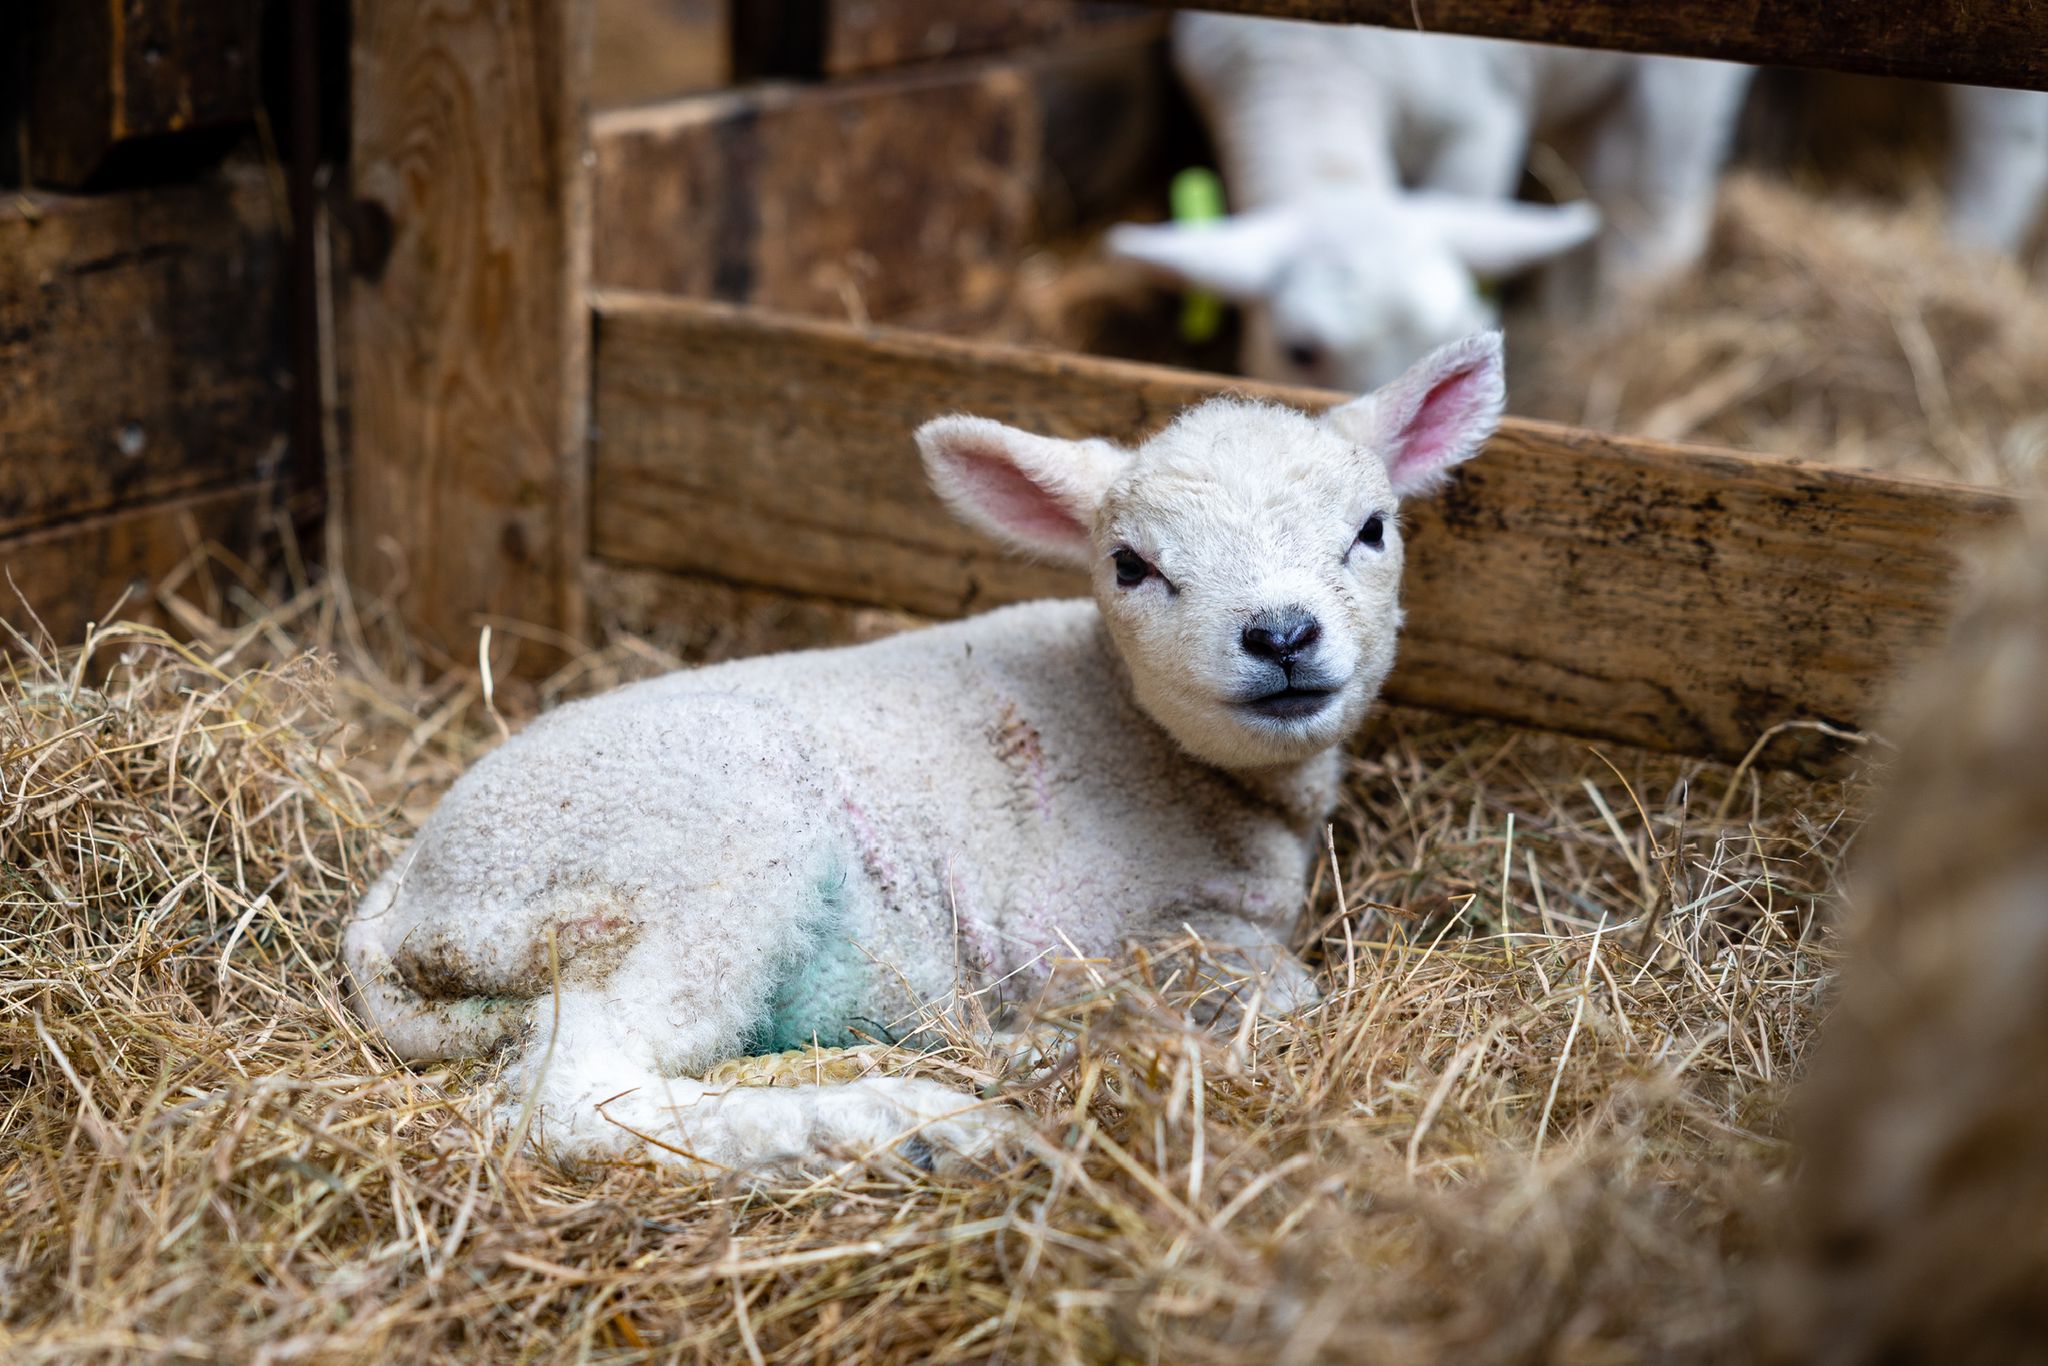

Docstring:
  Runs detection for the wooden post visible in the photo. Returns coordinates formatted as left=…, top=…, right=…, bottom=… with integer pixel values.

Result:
left=347, top=0, right=593, bottom=670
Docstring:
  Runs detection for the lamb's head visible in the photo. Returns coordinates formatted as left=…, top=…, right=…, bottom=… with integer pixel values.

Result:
left=1108, top=188, right=1597, bottom=389
left=916, top=332, right=1504, bottom=770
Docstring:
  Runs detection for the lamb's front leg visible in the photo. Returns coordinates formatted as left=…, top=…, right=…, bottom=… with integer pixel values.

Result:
left=1421, top=96, right=1531, bottom=200
left=1946, top=86, right=2048, bottom=256
left=492, top=923, right=1021, bottom=1174
left=1581, top=56, right=1754, bottom=296
left=502, top=983, right=1022, bottom=1174
left=1160, top=913, right=1322, bottom=1027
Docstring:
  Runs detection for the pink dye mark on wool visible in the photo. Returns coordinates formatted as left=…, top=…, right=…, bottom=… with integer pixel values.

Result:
left=989, top=695, right=1054, bottom=820
left=838, top=795, right=897, bottom=892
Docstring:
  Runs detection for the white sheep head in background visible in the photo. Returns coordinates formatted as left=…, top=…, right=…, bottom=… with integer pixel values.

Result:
left=921, top=329, right=1505, bottom=770
left=1106, top=191, right=1596, bottom=391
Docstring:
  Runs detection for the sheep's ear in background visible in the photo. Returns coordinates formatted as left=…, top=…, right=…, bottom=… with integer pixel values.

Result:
left=1406, top=195, right=1602, bottom=277
left=1103, top=207, right=1305, bottom=301
left=916, top=417, right=1127, bottom=568
left=1323, top=331, right=1505, bottom=498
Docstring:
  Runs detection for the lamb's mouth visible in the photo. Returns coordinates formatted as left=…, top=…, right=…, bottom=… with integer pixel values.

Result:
left=1240, top=686, right=1337, bottom=722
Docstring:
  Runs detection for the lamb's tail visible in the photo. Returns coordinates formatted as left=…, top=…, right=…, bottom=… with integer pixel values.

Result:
left=342, top=871, right=531, bottom=1061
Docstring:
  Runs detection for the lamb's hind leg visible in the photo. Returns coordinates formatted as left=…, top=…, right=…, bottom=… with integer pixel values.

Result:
left=1947, top=86, right=2048, bottom=256
left=505, top=982, right=1020, bottom=1174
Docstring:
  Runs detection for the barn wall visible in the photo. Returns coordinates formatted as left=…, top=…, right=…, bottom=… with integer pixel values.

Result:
left=0, top=1, right=304, bottom=643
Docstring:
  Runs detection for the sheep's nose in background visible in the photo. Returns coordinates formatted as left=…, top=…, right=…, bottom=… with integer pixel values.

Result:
left=1284, top=340, right=1324, bottom=372
left=1242, top=608, right=1322, bottom=664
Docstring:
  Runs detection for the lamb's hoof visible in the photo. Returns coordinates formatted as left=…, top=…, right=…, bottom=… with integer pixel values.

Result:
left=846, top=1076, right=1030, bottom=1176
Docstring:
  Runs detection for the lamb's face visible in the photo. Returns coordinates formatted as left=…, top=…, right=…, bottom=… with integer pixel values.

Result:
left=917, top=331, right=1506, bottom=773
left=1092, top=403, right=1403, bottom=768
left=1106, top=189, right=1599, bottom=392
left=1247, top=222, right=1493, bottom=391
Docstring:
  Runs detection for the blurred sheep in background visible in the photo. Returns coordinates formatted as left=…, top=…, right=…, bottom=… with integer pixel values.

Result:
left=1112, top=15, right=2048, bottom=394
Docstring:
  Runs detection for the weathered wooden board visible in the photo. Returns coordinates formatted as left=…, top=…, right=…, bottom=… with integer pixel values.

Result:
left=591, top=31, right=1171, bottom=322
left=0, top=482, right=272, bottom=643
left=0, top=175, right=289, bottom=538
left=734, top=1, right=1152, bottom=79
left=348, top=0, right=593, bottom=665
left=1128, top=1, right=2048, bottom=92
left=18, top=0, right=263, bottom=186
left=586, top=560, right=921, bottom=663
left=591, top=0, right=729, bottom=107
left=589, top=295, right=2021, bottom=769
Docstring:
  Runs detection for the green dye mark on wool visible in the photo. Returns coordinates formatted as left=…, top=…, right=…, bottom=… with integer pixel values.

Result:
left=744, top=855, right=873, bottom=1054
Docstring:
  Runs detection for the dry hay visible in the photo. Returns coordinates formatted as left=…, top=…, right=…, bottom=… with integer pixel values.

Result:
left=1772, top=505, right=2048, bottom=1362
left=1, top=571, right=1864, bottom=1363
left=1511, top=172, right=2048, bottom=489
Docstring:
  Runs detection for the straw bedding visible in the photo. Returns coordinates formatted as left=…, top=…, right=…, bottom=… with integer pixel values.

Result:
left=1511, top=173, right=2048, bottom=489
left=1, top=570, right=1861, bottom=1362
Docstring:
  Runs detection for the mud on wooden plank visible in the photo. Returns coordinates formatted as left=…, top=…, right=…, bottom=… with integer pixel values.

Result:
left=587, top=295, right=2021, bottom=770
left=591, top=30, right=1171, bottom=325
left=1130, top=1, right=2048, bottom=92
left=734, top=1, right=1154, bottom=79
left=0, top=482, right=275, bottom=644
left=0, top=173, right=289, bottom=539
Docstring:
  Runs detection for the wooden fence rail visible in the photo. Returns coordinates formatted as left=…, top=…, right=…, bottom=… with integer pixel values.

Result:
left=589, top=293, right=2020, bottom=770
left=1130, top=1, right=2048, bottom=91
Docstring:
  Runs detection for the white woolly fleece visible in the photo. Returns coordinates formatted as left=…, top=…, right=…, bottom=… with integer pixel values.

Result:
left=344, top=343, right=1505, bottom=1174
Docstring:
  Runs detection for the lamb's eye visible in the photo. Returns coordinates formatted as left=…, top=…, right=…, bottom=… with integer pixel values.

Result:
left=1111, top=548, right=1154, bottom=588
left=1356, top=514, right=1386, bottom=551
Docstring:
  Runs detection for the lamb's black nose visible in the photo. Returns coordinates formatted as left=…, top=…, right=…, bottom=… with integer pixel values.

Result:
left=1242, top=608, right=1321, bottom=664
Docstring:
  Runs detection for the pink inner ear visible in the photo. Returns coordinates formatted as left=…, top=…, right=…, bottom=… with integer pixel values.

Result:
left=1388, top=361, right=1493, bottom=488
left=953, top=448, right=1090, bottom=548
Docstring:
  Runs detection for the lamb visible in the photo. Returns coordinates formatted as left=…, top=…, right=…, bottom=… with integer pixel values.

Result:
left=1115, top=15, right=2048, bottom=393
left=1107, top=15, right=1745, bottom=390
left=342, top=332, right=1508, bottom=1174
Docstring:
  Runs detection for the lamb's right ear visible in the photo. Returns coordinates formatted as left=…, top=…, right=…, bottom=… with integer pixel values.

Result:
left=917, top=416, right=1125, bottom=568
left=1104, top=208, right=1304, bottom=301
left=1322, top=331, right=1505, bottom=498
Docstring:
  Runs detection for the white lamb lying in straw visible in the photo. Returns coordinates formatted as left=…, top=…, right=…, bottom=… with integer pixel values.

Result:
left=344, top=333, right=1506, bottom=1173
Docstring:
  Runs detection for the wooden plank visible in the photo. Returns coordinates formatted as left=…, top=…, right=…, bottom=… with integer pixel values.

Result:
left=1126, top=1, right=2048, bottom=92
left=589, top=294, right=2021, bottom=770
left=586, top=560, right=921, bottom=662
left=591, top=31, right=1171, bottom=321
left=19, top=0, right=263, bottom=187
left=0, top=174, right=289, bottom=538
left=733, top=1, right=1150, bottom=79
left=0, top=482, right=273, bottom=644
left=347, top=0, right=593, bottom=666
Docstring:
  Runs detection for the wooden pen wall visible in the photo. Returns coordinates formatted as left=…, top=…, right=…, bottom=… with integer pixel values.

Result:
left=0, top=0, right=324, bottom=642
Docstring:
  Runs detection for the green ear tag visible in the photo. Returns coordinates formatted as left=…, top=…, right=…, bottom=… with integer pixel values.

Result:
left=1171, top=166, right=1228, bottom=344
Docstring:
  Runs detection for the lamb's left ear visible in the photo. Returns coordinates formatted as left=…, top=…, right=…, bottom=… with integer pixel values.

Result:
left=917, top=416, right=1126, bottom=568
left=1322, top=331, right=1505, bottom=498
left=1406, top=195, right=1602, bottom=277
